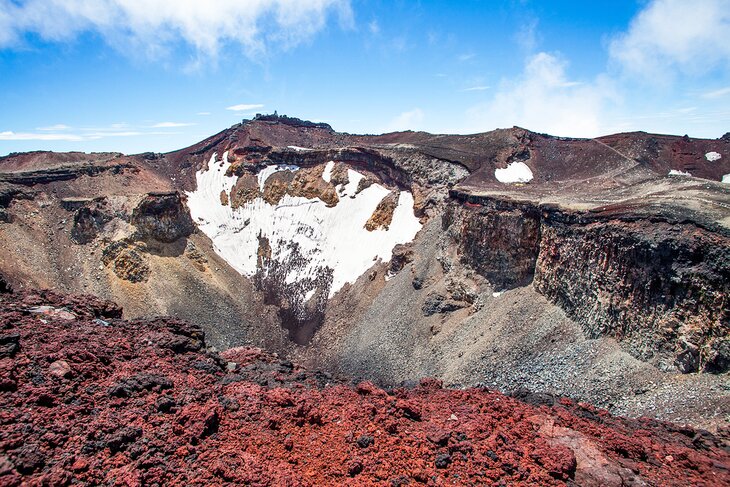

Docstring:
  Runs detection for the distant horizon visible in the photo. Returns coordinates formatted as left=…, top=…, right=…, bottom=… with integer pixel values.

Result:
left=1, top=0, right=729, bottom=155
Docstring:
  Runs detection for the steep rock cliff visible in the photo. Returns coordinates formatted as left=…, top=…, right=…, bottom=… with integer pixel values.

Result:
left=446, top=191, right=730, bottom=374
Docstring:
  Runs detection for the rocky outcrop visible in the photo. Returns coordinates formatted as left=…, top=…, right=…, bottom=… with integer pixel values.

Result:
left=288, top=166, right=339, bottom=206
left=444, top=197, right=541, bottom=289
left=534, top=214, right=729, bottom=373
left=260, top=166, right=339, bottom=207
left=69, top=199, right=112, bottom=244
left=102, top=241, right=151, bottom=283
left=261, top=171, right=293, bottom=205
left=365, top=191, right=399, bottom=231
left=229, top=173, right=259, bottom=208
left=131, top=192, right=195, bottom=243
left=0, top=186, right=33, bottom=223
left=0, top=273, right=11, bottom=294
left=0, top=161, right=134, bottom=186
left=446, top=191, right=730, bottom=373
left=1, top=289, right=727, bottom=486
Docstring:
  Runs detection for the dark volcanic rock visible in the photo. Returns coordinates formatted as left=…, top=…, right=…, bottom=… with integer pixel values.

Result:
left=70, top=205, right=111, bottom=244
left=0, top=274, right=11, bottom=294
left=444, top=197, right=541, bottom=289
left=534, top=215, right=730, bottom=372
left=131, top=192, right=195, bottom=243
left=447, top=191, right=730, bottom=373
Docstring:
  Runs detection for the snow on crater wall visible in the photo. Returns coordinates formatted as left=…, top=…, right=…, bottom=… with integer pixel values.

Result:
left=705, top=152, right=722, bottom=162
left=186, top=153, right=422, bottom=298
left=495, top=161, right=533, bottom=183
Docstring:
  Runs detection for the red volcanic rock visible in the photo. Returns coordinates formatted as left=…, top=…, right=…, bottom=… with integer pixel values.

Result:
left=0, top=290, right=728, bottom=486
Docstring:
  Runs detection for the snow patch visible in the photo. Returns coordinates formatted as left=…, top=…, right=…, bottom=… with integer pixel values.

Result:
left=722, top=174, right=730, bottom=183
left=705, top=151, right=722, bottom=162
left=186, top=158, right=422, bottom=298
left=322, top=160, right=335, bottom=183
left=492, top=291, right=503, bottom=298
left=495, top=161, right=533, bottom=183
left=668, top=169, right=692, bottom=177
left=288, top=146, right=313, bottom=152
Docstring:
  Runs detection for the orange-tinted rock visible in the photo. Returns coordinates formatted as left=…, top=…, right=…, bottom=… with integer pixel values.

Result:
left=262, top=171, right=294, bottom=205
left=288, top=165, right=339, bottom=207
left=230, top=173, right=260, bottom=208
left=330, top=163, right=350, bottom=187
left=365, top=191, right=399, bottom=230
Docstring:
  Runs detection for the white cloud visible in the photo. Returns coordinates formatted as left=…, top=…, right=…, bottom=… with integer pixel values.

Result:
left=0, top=124, right=183, bottom=142
left=383, top=108, right=424, bottom=132
left=36, top=124, right=71, bottom=131
left=461, top=86, right=489, bottom=92
left=150, top=121, right=195, bottom=128
left=227, top=103, right=265, bottom=112
left=0, top=131, right=84, bottom=141
left=0, top=0, right=353, bottom=62
left=609, top=0, right=730, bottom=79
left=464, top=53, right=616, bottom=138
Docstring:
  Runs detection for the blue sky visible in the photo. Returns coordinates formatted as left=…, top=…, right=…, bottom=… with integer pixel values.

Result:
left=1, top=0, right=729, bottom=155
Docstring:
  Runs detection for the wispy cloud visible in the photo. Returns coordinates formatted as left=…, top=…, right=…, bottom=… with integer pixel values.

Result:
left=36, top=124, right=71, bottom=131
left=515, top=18, right=539, bottom=52
left=0, top=131, right=84, bottom=141
left=1, top=121, right=188, bottom=143
left=368, top=20, right=380, bottom=35
left=461, top=86, right=489, bottom=92
left=227, top=103, right=265, bottom=112
left=150, top=122, right=196, bottom=128
left=0, top=0, right=353, bottom=65
left=702, top=86, right=730, bottom=99
left=458, top=53, right=475, bottom=62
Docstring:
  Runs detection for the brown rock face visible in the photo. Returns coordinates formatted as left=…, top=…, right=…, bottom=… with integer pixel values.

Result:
left=131, top=192, right=195, bottom=243
left=261, top=171, right=294, bottom=205
left=330, top=163, right=350, bottom=187
left=229, top=173, right=260, bottom=208
left=259, top=165, right=339, bottom=207
left=444, top=198, right=541, bottom=289
left=534, top=215, right=730, bottom=373
left=288, top=165, right=339, bottom=207
left=365, top=191, right=399, bottom=231
left=447, top=191, right=730, bottom=373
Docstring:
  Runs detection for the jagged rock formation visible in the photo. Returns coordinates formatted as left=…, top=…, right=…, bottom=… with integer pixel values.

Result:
left=446, top=192, right=730, bottom=374
left=131, top=192, right=195, bottom=243
left=1, top=289, right=728, bottom=486
left=0, top=116, right=728, bottom=430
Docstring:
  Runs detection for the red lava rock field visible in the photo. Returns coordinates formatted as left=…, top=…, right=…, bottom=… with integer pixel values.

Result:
left=1, top=289, right=728, bottom=486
